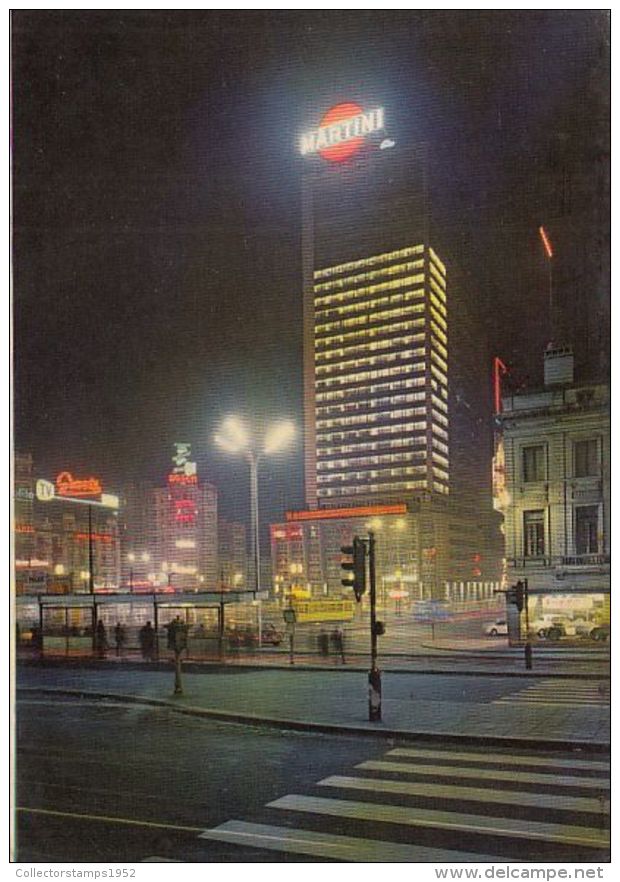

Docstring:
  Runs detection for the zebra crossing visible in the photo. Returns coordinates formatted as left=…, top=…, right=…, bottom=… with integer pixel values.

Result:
left=492, top=679, right=610, bottom=708
left=199, top=744, right=610, bottom=862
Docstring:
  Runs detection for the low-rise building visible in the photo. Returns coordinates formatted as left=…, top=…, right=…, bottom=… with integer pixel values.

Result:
left=499, top=346, right=610, bottom=624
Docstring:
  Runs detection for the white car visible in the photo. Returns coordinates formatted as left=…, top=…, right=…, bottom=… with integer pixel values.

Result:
left=484, top=619, right=508, bottom=637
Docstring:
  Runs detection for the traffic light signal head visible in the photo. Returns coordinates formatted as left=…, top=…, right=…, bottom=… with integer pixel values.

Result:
left=514, top=581, right=525, bottom=613
left=341, top=536, right=367, bottom=601
left=507, top=582, right=525, bottom=613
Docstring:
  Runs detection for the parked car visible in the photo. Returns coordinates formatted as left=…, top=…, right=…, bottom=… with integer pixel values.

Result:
left=261, top=624, right=284, bottom=646
left=590, top=623, right=610, bottom=642
left=530, top=615, right=567, bottom=640
left=483, top=619, right=508, bottom=637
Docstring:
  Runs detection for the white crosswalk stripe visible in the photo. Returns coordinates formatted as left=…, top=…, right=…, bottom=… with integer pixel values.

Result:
left=200, top=744, right=610, bottom=862
left=492, top=679, right=610, bottom=708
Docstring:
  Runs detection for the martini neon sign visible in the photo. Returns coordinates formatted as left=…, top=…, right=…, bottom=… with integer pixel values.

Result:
left=299, top=103, right=385, bottom=163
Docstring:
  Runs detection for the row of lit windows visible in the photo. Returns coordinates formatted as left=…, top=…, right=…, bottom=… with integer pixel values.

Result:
left=317, top=450, right=427, bottom=471
left=434, top=482, right=449, bottom=495
left=430, top=321, right=447, bottom=346
left=432, top=408, right=449, bottom=428
left=316, top=376, right=426, bottom=403
left=318, top=479, right=429, bottom=497
left=430, top=349, right=448, bottom=374
left=318, top=436, right=429, bottom=457
left=429, top=304, right=447, bottom=332
left=316, top=287, right=425, bottom=321
left=317, top=406, right=426, bottom=430
left=431, top=335, right=448, bottom=360
left=431, top=394, right=448, bottom=414
left=433, top=424, right=449, bottom=441
left=430, top=364, right=448, bottom=387
left=433, top=466, right=450, bottom=482
left=432, top=450, right=449, bottom=468
left=316, top=391, right=427, bottom=416
left=432, top=437, right=449, bottom=455
left=429, top=291, right=446, bottom=319
left=316, top=333, right=425, bottom=364
left=314, top=261, right=424, bottom=296
left=314, top=245, right=425, bottom=280
left=315, top=275, right=426, bottom=311
left=317, top=420, right=427, bottom=443
left=316, top=348, right=426, bottom=377
left=431, top=380, right=448, bottom=399
left=316, top=304, right=426, bottom=335
left=429, top=247, right=446, bottom=276
left=315, top=320, right=417, bottom=350
left=317, top=465, right=428, bottom=484
left=316, top=362, right=425, bottom=390
left=429, top=262, right=446, bottom=291
left=430, top=275, right=446, bottom=303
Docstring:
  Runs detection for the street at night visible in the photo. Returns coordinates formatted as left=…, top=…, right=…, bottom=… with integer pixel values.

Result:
left=11, top=8, right=610, bottom=872
left=16, top=687, right=610, bottom=863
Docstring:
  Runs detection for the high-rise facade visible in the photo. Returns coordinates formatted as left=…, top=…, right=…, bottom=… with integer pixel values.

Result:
left=311, top=244, right=448, bottom=505
left=273, top=103, right=503, bottom=599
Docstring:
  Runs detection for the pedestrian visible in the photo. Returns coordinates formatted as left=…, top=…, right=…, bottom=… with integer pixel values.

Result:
left=331, top=627, right=345, bottom=664
left=114, top=621, right=126, bottom=657
left=95, top=620, right=108, bottom=658
left=139, top=621, right=156, bottom=661
left=318, top=629, right=329, bottom=657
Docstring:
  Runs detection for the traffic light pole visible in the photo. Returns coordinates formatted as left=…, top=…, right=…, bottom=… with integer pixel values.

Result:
left=524, top=578, right=532, bottom=670
left=368, top=531, right=382, bottom=722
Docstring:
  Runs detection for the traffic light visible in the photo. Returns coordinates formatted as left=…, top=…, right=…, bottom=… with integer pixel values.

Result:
left=341, top=536, right=367, bottom=601
left=507, top=582, right=525, bottom=613
left=514, top=581, right=525, bottom=613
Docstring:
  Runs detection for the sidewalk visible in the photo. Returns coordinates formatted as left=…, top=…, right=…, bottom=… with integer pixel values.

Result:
left=16, top=645, right=610, bottom=677
left=16, top=662, right=610, bottom=750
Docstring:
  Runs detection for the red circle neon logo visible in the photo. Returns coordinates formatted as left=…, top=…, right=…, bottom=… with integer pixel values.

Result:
left=299, top=103, right=385, bottom=163
left=318, top=102, right=364, bottom=163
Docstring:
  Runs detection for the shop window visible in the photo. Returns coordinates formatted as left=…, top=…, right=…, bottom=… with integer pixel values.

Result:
left=522, top=445, right=546, bottom=483
left=574, top=439, right=598, bottom=478
left=574, top=506, right=599, bottom=555
left=523, top=510, right=545, bottom=557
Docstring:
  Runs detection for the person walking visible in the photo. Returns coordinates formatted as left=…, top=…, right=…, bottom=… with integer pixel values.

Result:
left=95, top=620, right=108, bottom=658
left=139, top=621, right=156, bottom=661
left=331, top=627, right=346, bottom=664
left=318, top=629, right=329, bottom=657
left=114, top=621, right=126, bottom=657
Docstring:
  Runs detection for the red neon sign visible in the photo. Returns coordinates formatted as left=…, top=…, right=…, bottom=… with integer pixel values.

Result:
left=318, top=102, right=364, bottom=163
left=286, top=503, right=407, bottom=522
left=56, top=471, right=102, bottom=498
left=168, top=473, right=198, bottom=485
left=74, top=532, right=113, bottom=543
left=174, top=499, right=196, bottom=524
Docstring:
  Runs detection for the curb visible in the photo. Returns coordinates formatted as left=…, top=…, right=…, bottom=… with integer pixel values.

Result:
left=16, top=656, right=610, bottom=680
left=17, top=686, right=611, bottom=754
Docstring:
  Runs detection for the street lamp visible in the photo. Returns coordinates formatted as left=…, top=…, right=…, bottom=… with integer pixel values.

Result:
left=214, top=415, right=295, bottom=604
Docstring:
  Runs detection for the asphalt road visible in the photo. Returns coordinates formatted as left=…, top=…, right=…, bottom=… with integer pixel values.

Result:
left=15, top=696, right=610, bottom=863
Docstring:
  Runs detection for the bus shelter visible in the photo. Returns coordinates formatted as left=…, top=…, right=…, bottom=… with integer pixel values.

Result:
left=16, top=590, right=262, bottom=658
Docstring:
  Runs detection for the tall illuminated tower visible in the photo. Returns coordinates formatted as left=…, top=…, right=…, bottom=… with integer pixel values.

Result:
left=310, top=244, right=448, bottom=505
left=301, top=104, right=448, bottom=509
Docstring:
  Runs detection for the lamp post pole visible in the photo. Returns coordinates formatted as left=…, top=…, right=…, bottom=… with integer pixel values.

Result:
left=248, top=452, right=262, bottom=648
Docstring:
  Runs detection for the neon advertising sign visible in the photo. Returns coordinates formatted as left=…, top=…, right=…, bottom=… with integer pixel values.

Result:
left=299, top=103, right=385, bottom=162
left=56, top=471, right=103, bottom=497
left=168, top=443, right=198, bottom=485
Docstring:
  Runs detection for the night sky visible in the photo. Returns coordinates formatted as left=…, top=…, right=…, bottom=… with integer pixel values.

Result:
left=12, top=11, right=610, bottom=530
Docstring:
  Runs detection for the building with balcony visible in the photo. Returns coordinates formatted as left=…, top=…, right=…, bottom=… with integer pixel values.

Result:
left=499, top=346, right=610, bottom=621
